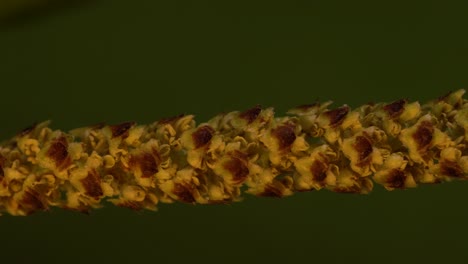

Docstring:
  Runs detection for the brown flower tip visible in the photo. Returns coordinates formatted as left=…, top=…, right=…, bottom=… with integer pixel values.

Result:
left=81, top=170, right=103, bottom=199
left=18, top=123, right=37, bottom=137
left=129, top=150, right=160, bottom=178
left=260, top=183, right=284, bottom=197
left=333, top=188, right=353, bottom=193
left=295, top=103, right=320, bottom=110
left=172, top=182, right=196, bottom=203
left=383, top=99, right=407, bottom=119
left=333, top=185, right=362, bottom=194
left=413, top=120, right=434, bottom=151
left=223, top=151, right=250, bottom=184
left=47, top=136, right=71, bottom=170
left=158, top=114, right=185, bottom=124
left=272, top=124, right=296, bottom=150
left=0, top=154, right=5, bottom=179
left=310, top=158, right=328, bottom=182
left=324, top=105, right=349, bottom=127
left=192, top=125, right=214, bottom=149
left=110, top=122, right=135, bottom=138
left=385, top=169, right=406, bottom=188
left=117, top=201, right=142, bottom=211
left=440, top=161, right=464, bottom=178
left=239, top=105, right=262, bottom=124
left=437, top=91, right=452, bottom=102
left=354, top=135, right=373, bottom=167
left=89, top=122, right=106, bottom=129
left=20, top=189, right=47, bottom=214
left=287, top=102, right=324, bottom=116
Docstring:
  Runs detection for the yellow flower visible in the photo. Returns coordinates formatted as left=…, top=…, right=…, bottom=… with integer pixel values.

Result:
left=399, top=114, right=453, bottom=165
left=35, top=132, right=74, bottom=179
left=212, top=150, right=250, bottom=186
left=341, top=127, right=384, bottom=176
left=429, top=89, right=465, bottom=116
left=294, top=144, right=338, bottom=191
left=373, top=153, right=417, bottom=190
left=260, top=120, right=306, bottom=168
left=433, top=147, right=468, bottom=180
left=315, top=105, right=362, bottom=144
left=331, top=168, right=373, bottom=194
left=378, top=99, right=420, bottom=136
left=180, top=125, right=216, bottom=169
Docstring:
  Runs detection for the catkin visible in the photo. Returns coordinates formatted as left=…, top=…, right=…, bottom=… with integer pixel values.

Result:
left=0, top=90, right=467, bottom=216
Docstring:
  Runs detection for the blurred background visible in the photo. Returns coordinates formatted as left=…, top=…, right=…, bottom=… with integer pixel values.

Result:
left=1, top=1, right=468, bottom=263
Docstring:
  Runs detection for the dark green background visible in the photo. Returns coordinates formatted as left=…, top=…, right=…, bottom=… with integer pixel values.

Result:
left=1, top=1, right=468, bottom=263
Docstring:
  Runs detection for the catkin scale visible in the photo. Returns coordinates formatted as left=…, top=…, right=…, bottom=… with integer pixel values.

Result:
left=0, top=90, right=467, bottom=216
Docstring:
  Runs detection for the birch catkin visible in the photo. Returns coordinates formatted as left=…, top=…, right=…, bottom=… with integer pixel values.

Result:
left=1, top=90, right=467, bottom=216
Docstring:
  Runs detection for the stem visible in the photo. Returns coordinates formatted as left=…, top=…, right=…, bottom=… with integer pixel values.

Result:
left=0, top=90, right=467, bottom=216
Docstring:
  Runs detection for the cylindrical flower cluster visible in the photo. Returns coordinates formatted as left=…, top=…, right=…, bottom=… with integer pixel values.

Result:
left=0, top=90, right=467, bottom=215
